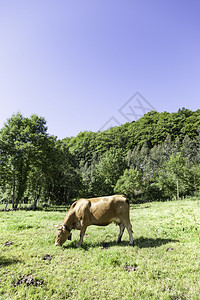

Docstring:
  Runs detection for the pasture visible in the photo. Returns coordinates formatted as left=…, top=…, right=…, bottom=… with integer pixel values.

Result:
left=1, top=198, right=200, bottom=299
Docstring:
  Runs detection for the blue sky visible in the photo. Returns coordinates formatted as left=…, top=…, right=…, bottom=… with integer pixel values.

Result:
left=0, top=0, right=200, bottom=138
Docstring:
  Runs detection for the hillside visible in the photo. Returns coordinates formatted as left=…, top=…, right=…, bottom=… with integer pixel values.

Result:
left=63, top=108, right=200, bottom=202
left=65, top=108, right=200, bottom=163
left=0, top=108, right=200, bottom=208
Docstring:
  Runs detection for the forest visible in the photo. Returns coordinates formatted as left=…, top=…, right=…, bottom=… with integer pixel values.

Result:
left=0, top=108, right=200, bottom=209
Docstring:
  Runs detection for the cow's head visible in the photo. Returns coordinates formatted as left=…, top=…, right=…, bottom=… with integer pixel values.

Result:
left=55, top=224, right=72, bottom=246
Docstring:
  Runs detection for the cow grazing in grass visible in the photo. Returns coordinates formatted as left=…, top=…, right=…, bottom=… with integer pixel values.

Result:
left=55, top=195, right=134, bottom=247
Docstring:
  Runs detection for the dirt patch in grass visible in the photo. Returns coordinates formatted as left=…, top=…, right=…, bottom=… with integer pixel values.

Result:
left=101, top=243, right=109, bottom=249
left=13, top=275, right=44, bottom=287
left=123, top=265, right=138, bottom=272
left=43, top=254, right=53, bottom=260
left=166, top=247, right=175, bottom=252
left=3, top=241, right=14, bottom=247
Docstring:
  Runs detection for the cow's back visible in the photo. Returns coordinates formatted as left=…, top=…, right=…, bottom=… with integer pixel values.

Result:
left=87, top=195, right=129, bottom=226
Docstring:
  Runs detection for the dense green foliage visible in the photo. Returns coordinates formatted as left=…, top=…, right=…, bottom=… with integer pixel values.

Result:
left=0, top=108, right=200, bottom=208
left=1, top=198, right=200, bottom=299
left=66, top=108, right=200, bottom=202
left=0, top=113, right=81, bottom=209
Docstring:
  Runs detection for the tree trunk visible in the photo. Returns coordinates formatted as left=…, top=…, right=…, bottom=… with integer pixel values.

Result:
left=15, top=161, right=28, bottom=209
left=4, top=200, right=9, bottom=211
left=177, top=180, right=179, bottom=200
left=12, top=173, right=16, bottom=209
left=32, top=186, right=42, bottom=211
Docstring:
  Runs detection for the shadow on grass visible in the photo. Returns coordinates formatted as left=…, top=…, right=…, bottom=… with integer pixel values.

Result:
left=62, top=236, right=179, bottom=250
left=133, top=236, right=179, bottom=248
left=0, top=256, right=21, bottom=266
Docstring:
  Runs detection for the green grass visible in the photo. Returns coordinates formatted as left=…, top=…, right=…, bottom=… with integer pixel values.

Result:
left=1, top=198, right=200, bottom=299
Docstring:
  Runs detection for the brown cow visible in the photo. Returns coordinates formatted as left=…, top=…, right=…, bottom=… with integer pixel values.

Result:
left=55, top=195, right=133, bottom=247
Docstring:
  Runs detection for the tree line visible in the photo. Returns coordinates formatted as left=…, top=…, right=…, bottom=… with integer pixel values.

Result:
left=0, top=108, right=200, bottom=209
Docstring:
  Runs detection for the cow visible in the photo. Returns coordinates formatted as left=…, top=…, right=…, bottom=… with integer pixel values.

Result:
left=55, top=195, right=134, bottom=248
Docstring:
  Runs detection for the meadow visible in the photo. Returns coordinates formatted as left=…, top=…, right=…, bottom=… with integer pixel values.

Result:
left=1, top=198, right=200, bottom=299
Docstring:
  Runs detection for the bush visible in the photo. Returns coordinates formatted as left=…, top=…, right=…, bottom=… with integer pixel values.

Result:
left=145, top=183, right=165, bottom=201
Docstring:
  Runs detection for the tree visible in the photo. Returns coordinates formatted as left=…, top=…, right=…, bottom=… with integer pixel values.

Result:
left=181, top=135, right=198, bottom=165
left=65, top=131, right=97, bottom=164
left=114, top=168, right=142, bottom=200
left=0, top=113, right=50, bottom=208
left=157, top=153, right=190, bottom=199
left=79, top=152, right=100, bottom=197
left=92, top=148, right=126, bottom=196
left=148, top=135, right=174, bottom=178
left=44, top=141, right=82, bottom=205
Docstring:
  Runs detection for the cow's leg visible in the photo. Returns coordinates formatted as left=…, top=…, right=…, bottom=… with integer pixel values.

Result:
left=116, top=223, right=125, bottom=244
left=123, top=220, right=134, bottom=245
left=76, top=225, right=87, bottom=248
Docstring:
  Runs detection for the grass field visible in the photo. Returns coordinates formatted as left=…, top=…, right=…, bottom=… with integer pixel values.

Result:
left=1, top=198, right=200, bottom=299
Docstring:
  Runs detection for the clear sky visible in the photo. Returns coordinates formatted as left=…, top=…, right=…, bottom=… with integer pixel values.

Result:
left=0, top=0, right=200, bottom=138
